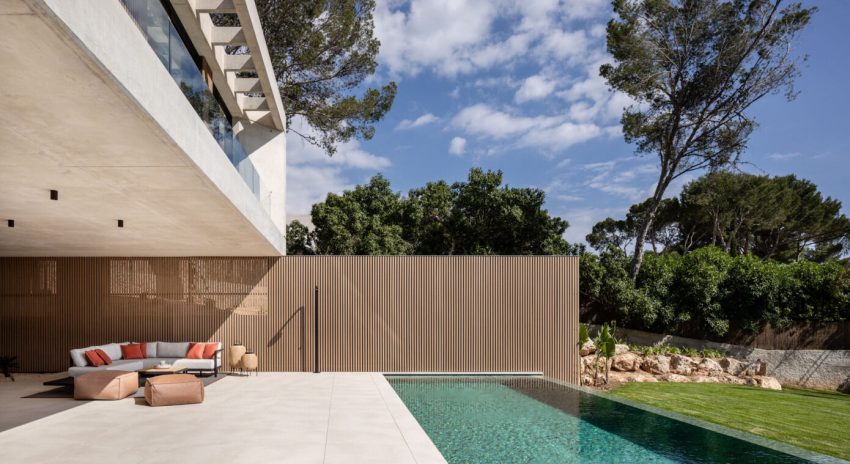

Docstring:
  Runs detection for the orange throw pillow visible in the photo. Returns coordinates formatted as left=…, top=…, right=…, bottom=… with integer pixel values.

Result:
left=186, top=343, right=206, bottom=359
left=94, top=348, right=112, bottom=365
left=121, top=343, right=144, bottom=360
left=84, top=350, right=104, bottom=367
left=202, top=343, right=218, bottom=359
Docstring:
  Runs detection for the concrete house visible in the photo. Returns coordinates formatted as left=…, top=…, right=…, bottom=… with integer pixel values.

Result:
left=1, top=0, right=287, bottom=257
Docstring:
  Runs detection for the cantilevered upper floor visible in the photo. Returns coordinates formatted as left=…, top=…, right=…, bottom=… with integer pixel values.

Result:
left=0, top=0, right=287, bottom=256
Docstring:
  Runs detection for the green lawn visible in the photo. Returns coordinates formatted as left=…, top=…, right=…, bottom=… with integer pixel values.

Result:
left=609, top=382, right=850, bottom=460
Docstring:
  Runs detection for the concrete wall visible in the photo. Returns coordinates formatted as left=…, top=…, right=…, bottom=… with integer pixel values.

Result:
left=235, top=120, right=287, bottom=238
left=595, top=324, right=850, bottom=390
left=7, top=0, right=286, bottom=255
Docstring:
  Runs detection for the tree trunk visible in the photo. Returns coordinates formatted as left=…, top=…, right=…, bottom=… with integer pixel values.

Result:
left=629, top=191, right=664, bottom=280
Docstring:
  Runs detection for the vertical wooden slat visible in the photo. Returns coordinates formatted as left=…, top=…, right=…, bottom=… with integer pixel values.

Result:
left=0, top=256, right=580, bottom=383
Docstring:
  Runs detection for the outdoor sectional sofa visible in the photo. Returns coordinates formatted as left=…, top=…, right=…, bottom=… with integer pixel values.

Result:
left=67, top=341, right=222, bottom=377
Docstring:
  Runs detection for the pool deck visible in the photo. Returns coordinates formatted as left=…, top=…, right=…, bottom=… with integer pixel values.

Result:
left=0, top=372, right=446, bottom=463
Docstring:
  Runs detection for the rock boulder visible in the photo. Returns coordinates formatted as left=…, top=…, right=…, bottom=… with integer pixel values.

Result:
left=697, top=358, right=723, bottom=376
left=580, top=340, right=596, bottom=356
left=718, top=357, right=743, bottom=376
left=614, top=344, right=630, bottom=356
left=641, top=355, right=670, bottom=375
left=611, top=352, right=641, bottom=372
left=838, top=377, right=850, bottom=395
left=660, top=373, right=689, bottom=383
left=669, top=354, right=698, bottom=375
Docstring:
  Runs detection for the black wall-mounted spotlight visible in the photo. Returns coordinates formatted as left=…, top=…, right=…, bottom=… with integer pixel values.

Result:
left=7, top=220, right=14, bottom=228
left=117, top=219, right=124, bottom=228
left=50, top=189, right=58, bottom=200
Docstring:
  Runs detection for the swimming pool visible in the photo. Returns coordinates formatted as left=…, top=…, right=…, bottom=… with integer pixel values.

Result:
left=388, top=376, right=817, bottom=464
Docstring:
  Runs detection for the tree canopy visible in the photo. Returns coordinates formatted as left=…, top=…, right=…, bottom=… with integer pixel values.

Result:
left=291, top=168, right=572, bottom=255
left=587, top=172, right=850, bottom=262
left=601, top=0, right=815, bottom=278
left=252, top=0, right=396, bottom=155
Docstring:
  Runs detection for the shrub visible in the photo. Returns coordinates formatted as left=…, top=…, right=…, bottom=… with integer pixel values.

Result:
left=672, top=247, right=733, bottom=337
left=579, top=245, right=850, bottom=341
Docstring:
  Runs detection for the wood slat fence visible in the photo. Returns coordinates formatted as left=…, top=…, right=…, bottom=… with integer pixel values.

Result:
left=0, top=256, right=579, bottom=383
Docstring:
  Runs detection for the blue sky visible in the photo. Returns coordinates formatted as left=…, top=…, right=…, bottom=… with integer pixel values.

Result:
left=286, top=0, right=850, bottom=245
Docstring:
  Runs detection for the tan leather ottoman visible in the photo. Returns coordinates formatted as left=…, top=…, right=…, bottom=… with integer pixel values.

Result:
left=144, top=374, right=204, bottom=406
left=74, top=370, right=138, bottom=400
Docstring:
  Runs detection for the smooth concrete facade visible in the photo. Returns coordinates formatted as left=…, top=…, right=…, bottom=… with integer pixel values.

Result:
left=0, top=0, right=286, bottom=256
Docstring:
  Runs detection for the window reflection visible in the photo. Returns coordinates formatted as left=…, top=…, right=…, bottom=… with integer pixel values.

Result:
left=119, top=0, right=265, bottom=203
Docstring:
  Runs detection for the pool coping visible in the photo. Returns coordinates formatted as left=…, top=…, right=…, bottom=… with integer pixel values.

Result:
left=544, top=376, right=850, bottom=464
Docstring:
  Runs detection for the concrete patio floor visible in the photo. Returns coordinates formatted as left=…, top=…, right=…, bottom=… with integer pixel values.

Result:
left=0, top=372, right=446, bottom=463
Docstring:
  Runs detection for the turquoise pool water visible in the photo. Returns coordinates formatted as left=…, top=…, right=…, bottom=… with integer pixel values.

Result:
left=388, top=377, right=811, bottom=464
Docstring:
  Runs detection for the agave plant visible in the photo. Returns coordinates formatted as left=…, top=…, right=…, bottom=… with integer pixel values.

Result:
left=595, top=324, right=617, bottom=385
left=0, top=355, right=19, bottom=382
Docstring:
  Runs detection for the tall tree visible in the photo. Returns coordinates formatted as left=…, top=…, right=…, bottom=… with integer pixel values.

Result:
left=589, top=172, right=850, bottom=262
left=309, top=169, right=571, bottom=256
left=252, top=0, right=396, bottom=155
left=286, top=220, right=316, bottom=255
left=601, top=0, right=815, bottom=279
left=311, top=175, right=411, bottom=254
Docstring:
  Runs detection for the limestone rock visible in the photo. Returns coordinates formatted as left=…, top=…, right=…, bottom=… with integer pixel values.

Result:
left=611, top=352, right=641, bottom=372
left=580, top=340, right=596, bottom=356
left=719, top=357, right=744, bottom=376
left=741, top=359, right=768, bottom=377
left=581, top=355, right=599, bottom=375
left=660, top=373, right=689, bottom=383
left=697, top=358, right=723, bottom=376
left=610, top=371, right=658, bottom=383
left=756, top=376, right=782, bottom=390
left=720, top=374, right=747, bottom=385
left=838, top=377, right=850, bottom=395
left=669, top=354, right=698, bottom=375
left=691, top=375, right=722, bottom=384
left=614, top=344, right=630, bottom=356
left=641, top=355, right=670, bottom=375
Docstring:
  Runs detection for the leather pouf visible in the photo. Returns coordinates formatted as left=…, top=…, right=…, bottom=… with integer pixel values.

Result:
left=74, top=370, right=138, bottom=400
left=144, top=374, right=204, bottom=406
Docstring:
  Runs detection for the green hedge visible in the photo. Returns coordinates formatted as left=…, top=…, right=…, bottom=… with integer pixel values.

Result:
left=580, top=247, right=850, bottom=338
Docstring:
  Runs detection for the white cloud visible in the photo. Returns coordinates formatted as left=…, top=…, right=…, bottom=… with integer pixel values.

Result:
left=286, top=117, right=391, bottom=216
left=373, top=0, right=611, bottom=77
left=449, top=137, right=467, bottom=156
left=515, top=74, right=557, bottom=103
left=451, top=103, right=602, bottom=152
left=767, top=152, right=802, bottom=161
left=561, top=206, right=626, bottom=244
left=395, top=113, right=440, bottom=130
left=581, top=158, right=657, bottom=201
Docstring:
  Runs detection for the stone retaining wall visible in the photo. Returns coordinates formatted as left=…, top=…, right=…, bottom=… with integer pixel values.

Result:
left=589, top=325, right=850, bottom=390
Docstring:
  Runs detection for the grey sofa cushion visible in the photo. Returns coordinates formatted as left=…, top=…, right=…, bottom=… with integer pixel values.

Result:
left=145, top=342, right=158, bottom=358
left=101, top=343, right=124, bottom=360
left=157, top=342, right=189, bottom=358
left=68, top=359, right=143, bottom=377
left=173, top=358, right=215, bottom=370
left=69, top=346, right=97, bottom=367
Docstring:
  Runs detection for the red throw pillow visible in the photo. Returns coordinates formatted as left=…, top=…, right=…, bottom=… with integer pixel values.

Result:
left=139, top=342, right=148, bottom=358
left=121, top=343, right=144, bottom=360
left=94, top=348, right=112, bottom=365
left=186, top=343, right=206, bottom=359
left=202, top=343, right=218, bottom=359
left=84, top=350, right=104, bottom=367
